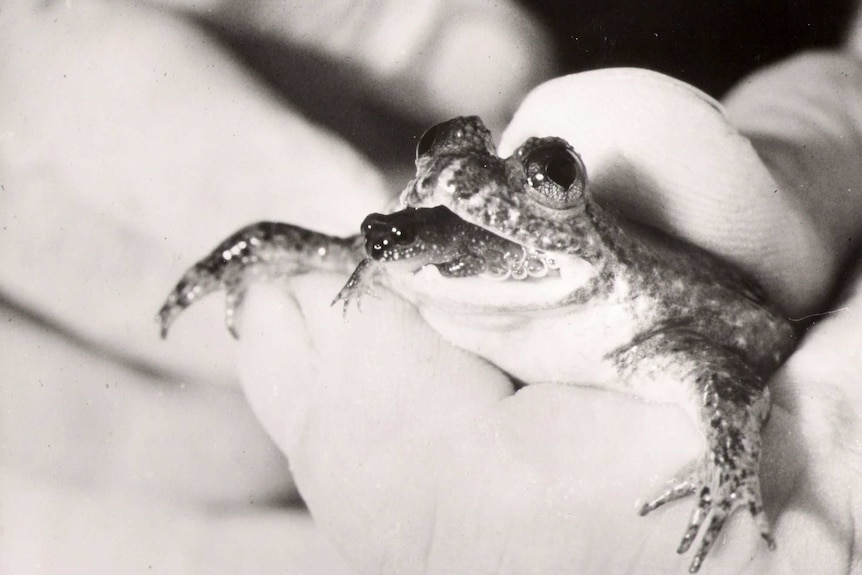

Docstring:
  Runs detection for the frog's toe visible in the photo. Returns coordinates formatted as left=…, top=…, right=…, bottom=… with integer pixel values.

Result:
left=331, top=281, right=377, bottom=315
left=639, top=475, right=697, bottom=517
left=675, top=484, right=711, bottom=554
left=639, top=464, right=698, bottom=516
left=332, top=258, right=379, bottom=315
left=224, top=284, right=246, bottom=339
left=157, top=270, right=219, bottom=339
left=686, top=512, right=725, bottom=572
left=640, top=456, right=773, bottom=572
left=684, top=484, right=773, bottom=573
left=157, top=297, right=183, bottom=339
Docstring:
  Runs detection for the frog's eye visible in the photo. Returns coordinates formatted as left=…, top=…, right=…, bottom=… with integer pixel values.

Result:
left=415, top=116, right=495, bottom=159
left=416, top=123, right=443, bottom=159
left=522, top=141, right=587, bottom=209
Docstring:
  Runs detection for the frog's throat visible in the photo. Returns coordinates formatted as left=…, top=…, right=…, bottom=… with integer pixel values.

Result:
left=396, top=252, right=599, bottom=313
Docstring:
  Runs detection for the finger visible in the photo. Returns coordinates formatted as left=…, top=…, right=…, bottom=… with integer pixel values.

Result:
left=236, top=275, right=728, bottom=572
left=236, top=275, right=515, bottom=477
left=235, top=273, right=831, bottom=572
left=0, top=301, right=295, bottom=506
left=771, top=258, right=862, bottom=462
left=0, top=1, right=388, bottom=380
left=3, top=471, right=352, bottom=574
left=236, top=276, right=514, bottom=570
left=722, top=52, right=862, bottom=312
left=498, top=66, right=859, bottom=317
left=151, top=0, right=555, bottom=131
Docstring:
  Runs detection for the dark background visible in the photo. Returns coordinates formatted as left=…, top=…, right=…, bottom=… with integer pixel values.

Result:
left=530, top=0, right=854, bottom=96
left=207, top=0, right=856, bottom=173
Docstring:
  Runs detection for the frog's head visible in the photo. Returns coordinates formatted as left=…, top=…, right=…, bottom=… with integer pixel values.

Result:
left=401, top=116, right=604, bottom=262
left=359, top=117, right=610, bottom=312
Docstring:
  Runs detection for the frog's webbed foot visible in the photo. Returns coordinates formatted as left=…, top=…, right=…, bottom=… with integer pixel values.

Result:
left=639, top=427, right=774, bottom=573
left=158, top=222, right=361, bottom=338
left=613, top=331, right=775, bottom=572
left=332, top=258, right=381, bottom=315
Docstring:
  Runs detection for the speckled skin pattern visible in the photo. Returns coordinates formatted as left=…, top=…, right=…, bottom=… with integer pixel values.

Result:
left=159, top=116, right=797, bottom=572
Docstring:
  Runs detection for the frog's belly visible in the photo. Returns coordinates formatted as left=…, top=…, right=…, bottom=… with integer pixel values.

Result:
left=417, top=300, right=639, bottom=388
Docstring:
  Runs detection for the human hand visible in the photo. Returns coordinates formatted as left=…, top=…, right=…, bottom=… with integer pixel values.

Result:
left=0, top=0, right=551, bottom=572
left=234, top=57, right=862, bottom=573
left=0, top=0, right=552, bottom=382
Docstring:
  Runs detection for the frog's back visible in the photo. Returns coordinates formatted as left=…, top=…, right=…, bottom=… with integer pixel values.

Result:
left=614, top=220, right=797, bottom=376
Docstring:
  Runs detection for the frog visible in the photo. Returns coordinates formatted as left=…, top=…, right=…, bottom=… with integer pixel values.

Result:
left=158, top=115, right=796, bottom=573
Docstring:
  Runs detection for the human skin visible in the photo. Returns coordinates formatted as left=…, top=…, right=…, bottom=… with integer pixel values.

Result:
left=2, top=1, right=862, bottom=573
left=0, top=0, right=552, bottom=572
left=234, top=57, right=862, bottom=573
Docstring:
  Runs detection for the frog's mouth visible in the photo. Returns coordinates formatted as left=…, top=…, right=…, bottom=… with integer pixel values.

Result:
left=405, top=252, right=597, bottom=312
left=361, top=207, right=598, bottom=311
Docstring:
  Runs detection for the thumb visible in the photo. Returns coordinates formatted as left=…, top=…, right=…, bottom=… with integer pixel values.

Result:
left=722, top=51, right=862, bottom=306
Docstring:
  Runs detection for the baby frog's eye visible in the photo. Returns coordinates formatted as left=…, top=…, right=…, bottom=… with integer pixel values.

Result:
left=521, top=139, right=587, bottom=209
left=391, top=221, right=417, bottom=245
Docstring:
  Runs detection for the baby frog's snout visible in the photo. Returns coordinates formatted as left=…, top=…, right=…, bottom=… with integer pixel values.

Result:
left=360, top=211, right=418, bottom=261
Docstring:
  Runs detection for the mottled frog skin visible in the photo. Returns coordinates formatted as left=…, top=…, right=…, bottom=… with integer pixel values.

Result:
left=158, top=116, right=796, bottom=572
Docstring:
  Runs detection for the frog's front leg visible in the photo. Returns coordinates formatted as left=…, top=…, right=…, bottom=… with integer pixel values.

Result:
left=611, top=330, right=774, bottom=573
left=158, top=221, right=362, bottom=338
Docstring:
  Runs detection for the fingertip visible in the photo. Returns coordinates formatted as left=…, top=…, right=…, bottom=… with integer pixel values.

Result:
left=203, top=0, right=554, bottom=127
left=723, top=52, right=862, bottom=314
left=418, top=4, right=556, bottom=130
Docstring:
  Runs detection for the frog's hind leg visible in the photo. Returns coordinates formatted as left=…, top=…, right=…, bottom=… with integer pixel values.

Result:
left=611, top=330, right=775, bottom=573
left=158, top=222, right=361, bottom=338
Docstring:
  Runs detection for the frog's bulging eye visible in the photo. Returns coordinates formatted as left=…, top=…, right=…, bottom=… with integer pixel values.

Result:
left=542, top=150, right=579, bottom=189
left=416, top=123, right=442, bottom=159
left=415, top=117, right=496, bottom=160
left=522, top=141, right=587, bottom=209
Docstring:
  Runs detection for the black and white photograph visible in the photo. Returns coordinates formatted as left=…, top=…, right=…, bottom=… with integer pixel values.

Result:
left=2, top=1, right=862, bottom=573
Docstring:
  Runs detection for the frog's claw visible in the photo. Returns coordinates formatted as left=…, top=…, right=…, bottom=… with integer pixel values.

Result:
left=638, top=471, right=697, bottom=517
left=331, top=258, right=380, bottom=316
left=157, top=267, right=247, bottom=339
left=682, top=485, right=774, bottom=573
left=157, top=264, right=224, bottom=339
left=223, top=281, right=246, bottom=339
